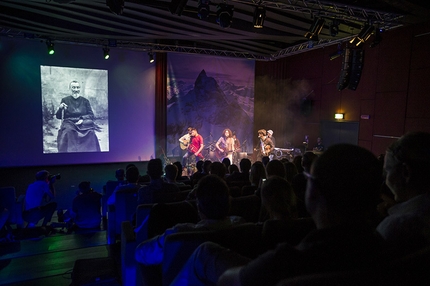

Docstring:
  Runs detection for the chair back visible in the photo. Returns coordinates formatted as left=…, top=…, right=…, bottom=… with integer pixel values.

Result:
left=115, top=189, right=138, bottom=236
left=229, top=195, right=261, bottom=223
left=163, top=223, right=263, bottom=286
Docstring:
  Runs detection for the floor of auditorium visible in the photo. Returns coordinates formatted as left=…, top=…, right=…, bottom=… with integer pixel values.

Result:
left=0, top=215, right=119, bottom=286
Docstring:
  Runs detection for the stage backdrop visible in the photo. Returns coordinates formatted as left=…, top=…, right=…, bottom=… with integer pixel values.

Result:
left=166, top=53, right=255, bottom=161
left=0, top=36, right=155, bottom=167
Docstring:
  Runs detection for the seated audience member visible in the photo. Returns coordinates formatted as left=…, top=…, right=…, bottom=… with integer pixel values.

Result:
left=261, top=156, right=270, bottom=167
left=226, top=158, right=252, bottom=185
left=171, top=144, right=391, bottom=286
left=260, top=176, right=298, bottom=221
left=173, top=161, right=189, bottom=181
left=164, top=164, right=186, bottom=187
left=135, top=175, right=245, bottom=265
left=265, top=159, right=286, bottom=179
left=107, top=165, right=140, bottom=206
left=209, top=161, right=227, bottom=179
left=68, top=181, right=102, bottom=231
left=292, top=155, right=304, bottom=174
left=190, top=160, right=205, bottom=185
left=115, top=168, right=126, bottom=182
left=222, top=158, right=231, bottom=174
left=0, top=206, right=13, bottom=242
left=376, top=131, right=430, bottom=254
left=283, top=161, right=298, bottom=184
left=23, top=170, right=57, bottom=228
left=291, top=151, right=318, bottom=218
left=138, top=158, right=180, bottom=205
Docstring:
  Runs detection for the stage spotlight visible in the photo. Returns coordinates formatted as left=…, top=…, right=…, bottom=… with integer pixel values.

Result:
left=253, top=5, right=266, bottom=28
left=103, top=47, right=110, bottom=60
left=304, top=17, right=325, bottom=41
left=46, top=40, right=55, bottom=55
left=148, top=52, right=155, bottom=63
left=106, top=0, right=124, bottom=15
left=329, top=19, right=339, bottom=37
left=197, top=0, right=210, bottom=19
left=216, top=3, right=234, bottom=28
left=370, top=26, right=382, bottom=48
left=349, top=23, right=374, bottom=46
left=329, top=43, right=344, bottom=60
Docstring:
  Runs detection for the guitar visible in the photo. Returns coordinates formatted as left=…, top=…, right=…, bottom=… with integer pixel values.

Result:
left=180, top=139, right=189, bottom=150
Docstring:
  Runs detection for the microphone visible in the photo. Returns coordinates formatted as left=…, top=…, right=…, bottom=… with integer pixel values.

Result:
left=242, top=140, right=247, bottom=144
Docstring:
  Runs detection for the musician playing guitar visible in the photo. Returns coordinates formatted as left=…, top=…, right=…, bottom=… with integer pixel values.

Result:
left=182, top=128, right=205, bottom=168
left=178, top=127, right=193, bottom=151
left=215, top=128, right=235, bottom=163
left=254, top=129, right=274, bottom=161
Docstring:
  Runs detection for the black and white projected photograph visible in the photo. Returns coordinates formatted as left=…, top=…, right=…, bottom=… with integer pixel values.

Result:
left=41, top=66, right=109, bottom=153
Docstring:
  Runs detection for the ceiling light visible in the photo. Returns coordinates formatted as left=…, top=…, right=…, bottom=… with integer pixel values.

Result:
left=253, top=5, right=266, bottom=28
left=304, top=17, right=325, bottom=41
left=349, top=23, right=374, bottom=46
left=197, top=0, right=210, bottom=19
left=103, top=47, right=110, bottom=60
left=148, top=52, right=155, bottom=64
left=46, top=40, right=55, bottom=55
left=216, top=3, right=234, bottom=28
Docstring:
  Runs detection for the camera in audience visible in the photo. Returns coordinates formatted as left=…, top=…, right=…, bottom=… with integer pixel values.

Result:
left=49, top=173, right=61, bottom=180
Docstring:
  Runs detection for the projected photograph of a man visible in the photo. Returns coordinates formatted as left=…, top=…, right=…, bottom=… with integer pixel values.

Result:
left=41, top=66, right=109, bottom=153
left=55, top=80, right=101, bottom=152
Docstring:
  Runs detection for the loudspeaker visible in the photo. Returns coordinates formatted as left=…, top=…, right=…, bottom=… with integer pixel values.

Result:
left=337, top=48, right=352, bottom=91
left=347, top=49, right=365, bottom=90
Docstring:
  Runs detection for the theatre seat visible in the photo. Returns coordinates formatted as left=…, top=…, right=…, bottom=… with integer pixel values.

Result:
left=162, top=223, right=264, bottom=286
left=121, top=200, right=199, bottom=286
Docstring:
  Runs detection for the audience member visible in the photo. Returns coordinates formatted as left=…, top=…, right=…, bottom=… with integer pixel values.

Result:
left=107, top=165, right=140, bottom=206
left=135, top=175, right=245, bottom=265
left=291, top=151, right=318, bottom=218
left=67, top=181, right=102, bottom=231
left=164, top=164, right=186, bottom=187
left=22, top=170, right=57, bottom=228
left=226, top=158, right=252, bottom=185
left=138, top=158, right=180, bottom=205
left=209, top=161, right=227, bottom=179
left=172, top=144, right=391, bottom=285
left=115, top=168, right=126, bottom=182
left=260, top=176, right=298, bottom=221
left=261, top=156, right=270, bottom=167
left=265, top=159, right=286, bottom=179
left=376, top=131, right=430, bottom=254
left=173, top=161, right=189, bottom=181
left=0, top=206, right=13, bottom=242
left=242, top=162, right=266, bottom=196
left=191, top=160, right=210, bottom=186
left=292, top=155, right=304, bottom=173
left=283, top=161, right=298, bottom=184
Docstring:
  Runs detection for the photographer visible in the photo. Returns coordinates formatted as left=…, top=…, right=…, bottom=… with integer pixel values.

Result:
left=23, top=170, right=58, bottom=228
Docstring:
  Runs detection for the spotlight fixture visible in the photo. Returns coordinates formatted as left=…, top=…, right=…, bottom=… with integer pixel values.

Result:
left=253, top=5, right=266, bottom=28
left=304, top=17, right=325, bottom=41
left=46, top=40, right=55, bottom=55
left=148, top=52, right=155, bottom=64
left=216, top=3, right=234, bottom=28
left=103, top=47, right=110, bottom=60
left=197, top=0, right=210, bottom=19
left=329, top=43, right=344, bottom=60
left=349, top=23, right=374, bottom=46
left=329, top=19, right=339, bottom=37
left=370, top=26, right=382, bottom=48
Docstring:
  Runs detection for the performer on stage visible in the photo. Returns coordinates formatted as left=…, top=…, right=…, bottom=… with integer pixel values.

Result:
left=178, top=127, right=193, bottom=152
left=182, top=128, right=205, bottom=168
left=215, top=128, right=235, bottom=164
left=255, top=129, right=274, bottom=161
left=267, top=130, right=276, bottom=149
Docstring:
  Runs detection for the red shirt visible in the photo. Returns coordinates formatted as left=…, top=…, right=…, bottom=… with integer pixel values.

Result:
left=189, top=134, right=203, bottom=153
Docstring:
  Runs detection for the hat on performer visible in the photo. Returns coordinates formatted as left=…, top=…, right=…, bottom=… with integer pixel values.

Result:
left=267, top=130, right=273, bottom=135
left=258, top=129, right=267, bottom=136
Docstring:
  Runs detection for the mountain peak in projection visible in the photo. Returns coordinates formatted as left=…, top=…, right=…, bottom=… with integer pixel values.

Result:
left=167, top=68, right=253, bottom=155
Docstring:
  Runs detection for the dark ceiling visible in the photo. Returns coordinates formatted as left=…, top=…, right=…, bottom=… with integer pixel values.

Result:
left=1, top=0, right=429, bottom=60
